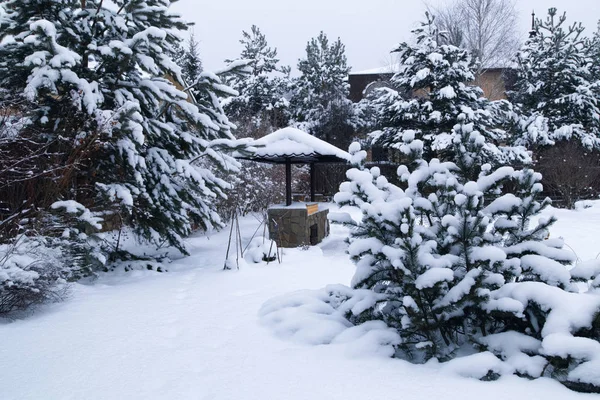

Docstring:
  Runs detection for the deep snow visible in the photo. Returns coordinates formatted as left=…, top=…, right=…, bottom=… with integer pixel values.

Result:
left=1, top=204, right=599, bottom=400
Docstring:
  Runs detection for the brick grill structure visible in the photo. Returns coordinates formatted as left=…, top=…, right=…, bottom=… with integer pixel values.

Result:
left=267, top=205, right=330, bottom=248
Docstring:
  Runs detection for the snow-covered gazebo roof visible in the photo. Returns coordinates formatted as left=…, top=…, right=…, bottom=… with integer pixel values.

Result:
left=234, top=127, right=350, bottom=164
left=234, top=127, right=350, bottom=206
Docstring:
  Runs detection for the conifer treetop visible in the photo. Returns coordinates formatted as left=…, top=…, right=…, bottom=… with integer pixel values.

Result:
left=512, top=8, right=600, bottom=150
left=370, top=13, right=529, bottom=170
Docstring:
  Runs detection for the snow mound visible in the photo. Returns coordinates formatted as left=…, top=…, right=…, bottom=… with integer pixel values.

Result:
left=244, top=237, right=278, bottom=263
left=259, top=284, right=400, bottom=356
left=442, top=352, right=512, bottom=380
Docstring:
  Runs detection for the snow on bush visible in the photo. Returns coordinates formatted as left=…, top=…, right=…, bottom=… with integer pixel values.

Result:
left=259, top=284, right=400, bottom=356
left=0, top=236, right=69, bottom=315
left=332, top=139, right=600, bottom=391
left=244, top=237, right=278, bottom=263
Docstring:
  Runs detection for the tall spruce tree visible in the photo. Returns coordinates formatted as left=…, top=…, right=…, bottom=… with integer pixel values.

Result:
left=336, top=119, right=576, bottom=359
left=0, top=0, right=239, bottom=263
left=172, top=32, right=203, bottom=88
left=333, top=123, right=600, bottom=390
left=589, top=21, right=600, bottom=101
left=225, top=25, right=290, bottom=137
left=370, top=13, right=528, bottom=175
left=290, top=31, right=360, bottom=150
left=511, top=8, right=600, bottom=150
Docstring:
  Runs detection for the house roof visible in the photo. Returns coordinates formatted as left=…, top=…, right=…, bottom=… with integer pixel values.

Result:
left=234, top=127, right=351, bottom=164
left=350, top=64, right=400, bottom=76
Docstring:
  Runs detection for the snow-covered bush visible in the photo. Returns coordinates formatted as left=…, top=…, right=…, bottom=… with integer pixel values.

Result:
left=0, top=235, right=68, bottom=315
left=245, top=236, right=278, bottom=263
left=0, top=198, right=111, bottom=315
left=328, top=137, right=600, bottom=391
left=260, top=284, right=400, bottom=356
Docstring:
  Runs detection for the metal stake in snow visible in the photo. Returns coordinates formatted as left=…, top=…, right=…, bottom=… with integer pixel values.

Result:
left=224, top=210, right=244, bottom=270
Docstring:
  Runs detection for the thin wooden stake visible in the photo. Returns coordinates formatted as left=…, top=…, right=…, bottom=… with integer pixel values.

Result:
left=236, top=211, right=243, bottom=258
left=224, top=210, right=235, bottom=270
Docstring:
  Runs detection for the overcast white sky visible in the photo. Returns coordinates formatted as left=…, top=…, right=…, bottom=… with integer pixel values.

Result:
left=172, top=0, right=599, bottom=73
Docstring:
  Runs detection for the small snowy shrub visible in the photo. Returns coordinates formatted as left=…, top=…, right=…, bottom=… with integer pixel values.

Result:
left=245, top=237, right=278, bottom=263
left=0, top=236, right=68, bottom=315
left=0, top=199, right=110, bottom=315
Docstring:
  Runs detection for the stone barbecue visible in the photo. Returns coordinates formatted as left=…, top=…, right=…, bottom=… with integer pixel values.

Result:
left=267, top=203, right=329, bottom=248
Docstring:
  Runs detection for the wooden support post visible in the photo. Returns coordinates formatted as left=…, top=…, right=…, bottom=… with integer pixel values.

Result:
left=285, top=159, right=292, bottom=206
left=310, top=163, right=316, bottom=202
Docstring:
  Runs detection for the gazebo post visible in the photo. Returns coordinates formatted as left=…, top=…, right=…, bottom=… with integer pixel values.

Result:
left=285, top=158, right=292, bottom=206
left=310, top=163, right=316, bottom=202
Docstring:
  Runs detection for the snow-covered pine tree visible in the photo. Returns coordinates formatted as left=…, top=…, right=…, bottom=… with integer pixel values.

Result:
left=0, top=0, right=239, bottom=264
left=290, top=32, right=360, bottom=150
left=370, top=13, right=527, bottom=174
left=333, top=121, right=600, bottom=390
left=172, top=32, right=203, bottom=90
left=225, top=25, right=290, bottom=138
left=216, top=26, right=291, bottom=217
left=589, top=22, right=600, bottom=78
left=511, top=8, right=600, bottom=150
left=336, top=121, right=574, bottom=361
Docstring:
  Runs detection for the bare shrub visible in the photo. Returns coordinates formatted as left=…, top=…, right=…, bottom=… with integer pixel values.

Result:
left=217, top=161, right=285, bottom=220
left=427, top=0, right=520, bottom=70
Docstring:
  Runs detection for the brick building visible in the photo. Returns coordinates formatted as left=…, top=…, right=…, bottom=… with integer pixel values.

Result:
left=348, top=64, right=517, bottom=102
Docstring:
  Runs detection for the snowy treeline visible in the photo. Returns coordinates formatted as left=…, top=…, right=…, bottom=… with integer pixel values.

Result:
left=223, top=27, right=364, bottom=150
left=219, top=27, right=366, bottom=214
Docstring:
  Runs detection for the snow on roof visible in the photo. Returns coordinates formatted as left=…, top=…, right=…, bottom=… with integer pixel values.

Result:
left=350, top=63, right=400, bottom=75
left=235, top=127, right=350, bottom=163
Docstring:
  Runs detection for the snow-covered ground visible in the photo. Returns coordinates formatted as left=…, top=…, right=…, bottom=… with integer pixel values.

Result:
left=1, top=203, right=599, bottom=400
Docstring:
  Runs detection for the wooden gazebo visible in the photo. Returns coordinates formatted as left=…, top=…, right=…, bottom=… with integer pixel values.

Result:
left=234, top=127, right=350, bottom=247
left=234, top=127, right=350, bottom=206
